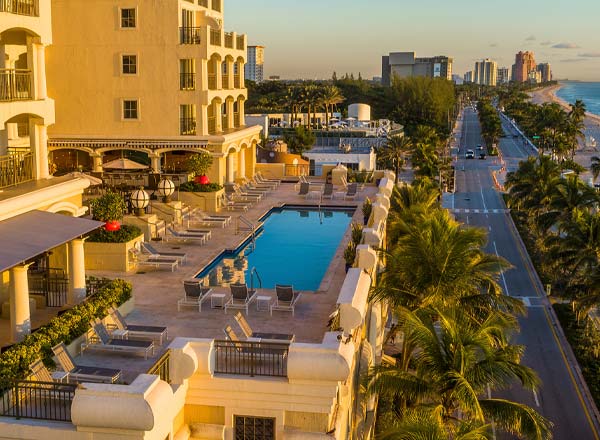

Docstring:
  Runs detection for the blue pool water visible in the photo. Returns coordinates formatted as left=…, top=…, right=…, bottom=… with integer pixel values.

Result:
left=196, top=206, right=355, bottom=291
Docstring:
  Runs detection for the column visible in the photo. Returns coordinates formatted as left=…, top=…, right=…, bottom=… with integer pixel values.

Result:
left=226, top=59, right=234, bottom=89
left=216, top=60, right=223, bottom=90
left=226, top=153, right=235, bottom=183
left=238, top=147, right=246, bottom=179
left=150, top=154, right=162, bottom=173
left=10, top=265, right=31, bottom=342
left=7, top=123, right=19, bottom=140
left=68, top=239, right=86, bottom=304
left=238, top=99, right=245, bottom=126
left=200, top=59, right=208, bottom=91
left=33, top=123, right=49, bottom=179
left=215, top=101, right=223, bottom=132
left=199, top=104, right=209, bottom=136
left=35, top=44, right=47, bottom=100
left=226, top=99, right=234, bottom=130
left=91, top=153, right=103, bottom=173
left=239, top=61, right=245, bottom=86
left=0, top=127, right=8, bottom=156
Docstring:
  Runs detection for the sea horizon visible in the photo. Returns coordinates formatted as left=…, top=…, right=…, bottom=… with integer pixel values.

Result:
left=556, top=81, right=600, bottom=117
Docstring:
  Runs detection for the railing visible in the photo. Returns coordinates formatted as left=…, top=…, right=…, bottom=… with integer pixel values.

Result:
left=234, top=74, right=241, bottom=89
left=85, top=276, right=112, bottom=297
left=234, top=112, right=240, bottom=127
left=0, top=380, right=77, bottom=422
left=208, top=73, right=217, bottom=90
left=224, top=32, right=234, bottom=49
left=147, top=350, right=170, bottom=383
left=0, top=152, right=34, bottom=189
left=236, top=35, right=245, bottom=50
left=210, top=29, right=222, bottom=46
left=28, top=268, right=69, bottom=307
left=0, top=0, right=38, bottom=16
left=180, top=72, right=196, bottom=90
left=211, top=0, right=221, bottom=12
left=222, top=115, right=229, bottom=130
left=179, top=27, right=201, bottom=45
left=250, top=267, right=262, bottom=290
left=214, top=340, right=288, bottom=377
left=284, top=164, right=310, bottom=177
left=198, top=0, right=208, bottom=6
left=208, top=116, right=217, bottom=134
left=180, top=117, right=197, bottom=136
left=0, top=69, right=32, bottom=101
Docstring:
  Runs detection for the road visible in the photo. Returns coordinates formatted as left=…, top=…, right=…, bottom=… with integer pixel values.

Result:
left=447, top=108, right=600, bottom=439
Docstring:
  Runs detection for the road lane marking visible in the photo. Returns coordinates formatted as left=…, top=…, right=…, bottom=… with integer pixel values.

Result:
left=481, top=188, right=487, bottom=211
left=493, top=241, right=511, bottom=297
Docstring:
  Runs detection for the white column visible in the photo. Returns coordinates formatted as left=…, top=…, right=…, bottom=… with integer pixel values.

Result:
left=215, top=102, right=223, bottom=132
left=199, top=104, right=209, bottom=136
left=238, top=99, right=245, bottom=126
left=68, top=239, right=86, bottom=304
left=226, top=153, right=235, bottom=183
left=238, top=148, right=246, bottom=179
left=7, top=123, right=19, bottom=140
left=35, top=43, right=47, bottom=100
left=150, top=154, right=162, bottom=173
left=10, top=265, right=31, bottom=342
left=226, top=59, right=234, bottom=89
left=91, top=154, right=103, bottom=173
left=226, top=100, right=234, bottom=130
left=35, top=124, right=49, bottom=179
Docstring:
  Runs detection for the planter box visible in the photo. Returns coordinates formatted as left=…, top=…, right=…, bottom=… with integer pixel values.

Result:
left=84, top=235, right=144, bottom=272
left=178, top=188, right=225, bottom=213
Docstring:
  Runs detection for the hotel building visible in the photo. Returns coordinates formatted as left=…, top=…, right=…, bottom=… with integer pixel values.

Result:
left=473, top=59, right=498, bottom=87
left=497, top=67, right=511, bottom=84
left=381, top=52, right=453, bottom=86
left=537, top=63, right=552, bottom=83
left=46, top=0, right=262, bottom=185
left=511, top=51, right=536, bottom=83
left=245, top=45, right=265, bottom=83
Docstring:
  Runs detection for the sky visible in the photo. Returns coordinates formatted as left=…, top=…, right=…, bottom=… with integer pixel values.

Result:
left=224, top=0, right=600, bottom=81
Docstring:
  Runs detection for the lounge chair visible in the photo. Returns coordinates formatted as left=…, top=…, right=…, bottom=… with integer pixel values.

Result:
left=322, top=183, right=334, bottom=200
left=178, top=280, right=213, bottom=312
left=129, top=248, right=179, bottom=272
left=344, top=183, right=358, bottom=200
left=141, top=242, right=187, bottom=264
left=52, top=342, right=122, bottom=383
left=165, top=227, right=207, bottom=244
left=234, top=311, right=295, bottom=343
left=183, top=228, right=212, bottom=240
left=250, top=176, right=277, bottom=190
left=298, top=182, right=310, bottom=196
left=82, top=320, right=155, bottom=360
left=256, top=172, right=281, bottom=187
left=294, top=175, right=309, bottom=191
left=271, top=285, right=303, bottom=316
left=29, top=359, right=56, bottom=383
left=222, top=195, right=251, bottom=211
left=188, top=211, right=231, bottom=228
left=227, top=185, right=262, bottom=202
left=108, top=306, right=168, bottom=345
left=224, top=283, right=257, bottom=314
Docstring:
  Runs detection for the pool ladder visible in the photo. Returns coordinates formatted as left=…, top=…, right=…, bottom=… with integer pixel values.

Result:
left=236, top=215, right=258, bottom=251
left=250, top=267, right=262, bottom=291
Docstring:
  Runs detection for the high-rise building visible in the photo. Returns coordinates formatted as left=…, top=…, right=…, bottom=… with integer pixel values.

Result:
left=474, top=59, right=498, bottom=86
left=245, top=45, right=265, bottom=83
left=381, top=52, right=453, bottom=86
left=464, top=71, right=474, bottom=83
left=528, top=70, right=542, bottom=84
left=512, top=51, right=536, bottom=83
left=497, top=67, right=511, bottom=84
left=537, top=63, right=552, bottom=83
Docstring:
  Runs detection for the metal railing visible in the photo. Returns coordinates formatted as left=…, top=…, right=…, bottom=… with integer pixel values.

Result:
left=180, top=117, right=197, bottom=136
left=250, top=267, right=262, bottom=290
left=28, top=268, right=69, bottom=307
left=0, top=69, right=32, bottom=101
left=0, top=0, right=38, bottom=16
left=284, top=164, right=310, bottom=177
left=207, top=116, right=217, bottom=134
left=179, top=27, right=201, bottom=44
left=236, top=35, right=245, bottom=50
left=0, top=380, right=77, bottom=422
left=147, top=350, right=170, bottom=383
left=0, top=152, right=34, bottom=189
left=210, top=29, right=221, bottom=46
left=214, top=340, right=288, bottom=377
left=224, top=32, right=234, bottom=48
left=208, top=73, right=217, bottom=90
left=180, top=72, right=196, bottom=90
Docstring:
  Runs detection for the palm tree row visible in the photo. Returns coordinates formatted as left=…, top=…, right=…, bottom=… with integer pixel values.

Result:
left=505, top=155, right=600, bottom=314
left=369, top=181, right=552, bottom=439
left=282, top=84, right=345, bottom=129
left=477, top=99, right=503, bottom=153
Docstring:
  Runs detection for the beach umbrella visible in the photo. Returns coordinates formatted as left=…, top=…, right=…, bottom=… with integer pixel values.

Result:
left=66, top=172, right=103, bottom=185
left=102, top=158, right=148, bottom=170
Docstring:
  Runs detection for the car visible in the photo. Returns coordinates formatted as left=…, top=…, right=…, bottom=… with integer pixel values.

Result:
left=476, top=145, right=483, bottom=150
left=465, top=150, right=475, bottom=159
left=478, top=153, right=487, bottom=160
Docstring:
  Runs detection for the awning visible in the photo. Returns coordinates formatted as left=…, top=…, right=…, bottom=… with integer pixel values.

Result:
left=0, top=211, right=104, bottom=273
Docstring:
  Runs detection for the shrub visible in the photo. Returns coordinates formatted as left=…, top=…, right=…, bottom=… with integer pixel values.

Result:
left=0, top=279, right=132, bottom=380
left=351, top=222, right=364, bottom=245
left=362, top=198, right=373, bottom=222
left=89, top=191, right=126, bottom=222
left=86, top=224, right=143, bottom=243
left=186, top=152, right=213, bottom=177
left=344, top=241, right=357, bottom=266
left=179, top=181, right=223, bottom=193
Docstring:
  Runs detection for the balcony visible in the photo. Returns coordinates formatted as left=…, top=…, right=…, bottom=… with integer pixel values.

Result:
left=0, top=69, right=32, bottom=102
left=180, top=72, right=196, bottom=91
left=214, top=340, right=289, bottom=377
left=234, top=112, right=241, bottom=128
left=0, top=379, right=77, bottom=422
left=180, top=117, right=197, bottom=136
left=0, top=152, right=34, bottom=189
left=234, top=74, right=241, bottom=89
left=179, top=27, right=201, bottom=45
left=208, top=73, right=217, bottom=90
left=0, top=0, right=39, bottom=16
left=208, top=116, right=216, bottom=134
left=211, top=0, right=221, bottom=13
left=236, top=36, right=245, bottom=50
left=224, top=32, right=234, bottom=49
left=210, top=29, right=221, bottom=46
left=198, top=0, right=208, bottom=6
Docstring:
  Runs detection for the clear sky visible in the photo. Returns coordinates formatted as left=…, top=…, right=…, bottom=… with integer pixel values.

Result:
left=224, top=0, right=600, bottom=81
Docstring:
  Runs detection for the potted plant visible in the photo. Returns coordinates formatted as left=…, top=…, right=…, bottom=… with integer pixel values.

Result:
left=351, top=222, right=364, bottom=245
left=187, top=152, right=213, bottom=184
left=362, top=198, right=372, bottom=225
left=89, top=191, right=126, bottom=231
left=343, top=241, right=356, bottom=272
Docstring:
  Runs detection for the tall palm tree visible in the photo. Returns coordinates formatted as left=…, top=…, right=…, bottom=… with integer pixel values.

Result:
left=505, top=155, right=560, bottom=215
left=379, top=135, right=413, bottom=183
left=320, top=85, right=344, bottom=129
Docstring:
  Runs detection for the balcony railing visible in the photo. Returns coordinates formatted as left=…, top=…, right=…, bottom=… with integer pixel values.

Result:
left=234, top=74, right=241, bottom=89
left=179, top=27, right=201, bottom=45
left=222, top=115, right=229, bottom=130
left=224, top=32, right=234, bottom=49
left=210, top=29, right=221, bottom=46
left=0, top=69, right=32, bottom=102
left=28, top=267, right=69, bottom=307
left=0, top=380, right=77, bottom=422
left=0, top=152, right=34, bottom=189
left=208, top=116, right=217, bottom=134
left=211, top=0, right=221, bottom=13
left=214, top=340, right=289, bottom=377
left=198, top=0, right=208, bottom=6
left=208, top=73, right=217, bottom=90
left=285, top=164, right=310, bottom=177
left=236, top=35, right=245, bottom=50
left=147, top=350, right=170, bottom=383
left=234, top=112, right=240, bottom=128
left=180, top=72, right=196, bottom=90
left=180, top=117, right=197, bottom=136
left=0, top=0, right=39, bottom=16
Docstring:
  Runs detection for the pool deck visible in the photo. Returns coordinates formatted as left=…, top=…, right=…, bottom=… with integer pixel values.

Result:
left=48, top=181, right=378, bottom=382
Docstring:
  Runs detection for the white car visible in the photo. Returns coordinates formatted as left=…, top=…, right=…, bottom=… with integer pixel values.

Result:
left=465, top=150, right=475, bottom=159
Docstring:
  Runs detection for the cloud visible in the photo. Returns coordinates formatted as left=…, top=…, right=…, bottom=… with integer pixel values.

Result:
left=489, top=43, right=497, bottom=47
left=579, top=52, right=600, bottom=58
left=552, top=42, right=580, bottom=49
left=525, top=35, right=536, bottom=41
left=540, top=41, right=552, bottom=46
left=561, top=58, right=586, bottom=63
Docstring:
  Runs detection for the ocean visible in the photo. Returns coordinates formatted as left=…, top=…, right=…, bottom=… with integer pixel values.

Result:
left=556, top=81, right=600, bottom=117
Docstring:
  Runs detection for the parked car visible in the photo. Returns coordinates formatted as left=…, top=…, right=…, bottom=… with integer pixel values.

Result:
left=465, top=150, right=475, bottom=159
left=479, top=152, right=487, bottom=160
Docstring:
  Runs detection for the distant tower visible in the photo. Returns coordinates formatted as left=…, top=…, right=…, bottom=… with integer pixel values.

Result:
left=474, top=59, right=498, bottom=86
left=245, top=45, right=265, bottom=83
left=512, top=51, right=536, bottom=83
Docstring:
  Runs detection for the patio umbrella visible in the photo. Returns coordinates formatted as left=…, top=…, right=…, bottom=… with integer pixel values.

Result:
left=66, top=172, right=103, bottom=186
left=102, top=158, right=148, bottom=170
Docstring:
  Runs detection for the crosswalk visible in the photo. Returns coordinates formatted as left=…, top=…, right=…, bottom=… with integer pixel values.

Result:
left=449, top=208, right=510, bottom=214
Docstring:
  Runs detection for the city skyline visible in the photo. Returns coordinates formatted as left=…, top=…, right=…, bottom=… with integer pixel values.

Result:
left=226, top=0, right=600, bottom=81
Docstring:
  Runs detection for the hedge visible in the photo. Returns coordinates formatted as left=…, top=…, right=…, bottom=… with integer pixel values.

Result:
left=87, top=224, right=142, bottom=243
left=0, top=279, right=132, bottom=380
left=179, top=182, right=223, bottom=193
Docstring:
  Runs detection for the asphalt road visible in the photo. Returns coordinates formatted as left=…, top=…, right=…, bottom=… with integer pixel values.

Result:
left=447, top=108, right=600, bottom=440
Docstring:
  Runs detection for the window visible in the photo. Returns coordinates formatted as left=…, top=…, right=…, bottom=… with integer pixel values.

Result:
left=122, top=55, right=137, bottom=75
left=234, top=416, right=275, bottom=440
left=123, top=100, right=139, bottom=120
left=180, top=104, right=196, bottom=135
left=180, top=59, right=196, bottom=90
left=120, top=8, right=136, bottom=28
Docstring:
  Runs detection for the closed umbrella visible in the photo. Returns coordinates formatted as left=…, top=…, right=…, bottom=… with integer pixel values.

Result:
left=102, top=158, right=148, bottom=170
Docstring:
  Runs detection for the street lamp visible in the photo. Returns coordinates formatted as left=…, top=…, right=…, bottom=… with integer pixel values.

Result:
left=156, top=177, right=175, bottom=203
left=130, top=187, right=150, bottom=216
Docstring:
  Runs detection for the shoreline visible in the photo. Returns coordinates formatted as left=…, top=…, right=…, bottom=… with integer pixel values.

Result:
left=529, top=83, right=600, bottom=125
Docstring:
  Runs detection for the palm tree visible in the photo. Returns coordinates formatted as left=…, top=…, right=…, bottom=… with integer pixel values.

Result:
left=320, top=85, right=344, bottom=129
left=366, top=308, right=552, bottom=440
left=505, top=155, right=560, bottom=215
left=567, top=100, right=587, bottom=158
left=379, top=135, right=413, bottom=183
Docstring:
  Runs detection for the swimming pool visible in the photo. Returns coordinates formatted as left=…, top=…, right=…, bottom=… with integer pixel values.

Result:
left=196, top=206, right=355, bottom=291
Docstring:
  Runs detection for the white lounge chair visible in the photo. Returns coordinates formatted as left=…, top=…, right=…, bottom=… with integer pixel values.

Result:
left=165, top=227, right=207, bottom=244
left=178, top=280, right=213, bottom=312
left=108, top=306, right=168, bottom=345
left=52, top=342, right=122, bottom=383
left=271, top=285, right=302, bottom=316
left=141, top=242, right=187, bottom=264
left=82, top=320, right=155, bottom=360
left=224, top=283, right=257, bottom=314
left=129, top=248, right=179, bottom=272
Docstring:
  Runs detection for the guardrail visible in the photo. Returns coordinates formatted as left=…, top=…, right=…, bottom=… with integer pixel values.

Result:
left=147, top=350, right=170, bottom=383
left=0, top=380, right=77, bottom=422
left=0, top=0, right=38, bottom=16
left=0, top=152, right=34, bottom=189
left=179, top=27, right=201, bottom=45
left=210, top=29, right=221, bottom=46
left=214, top=340, right=288, bottom=377
left=0, top=69, right=32, bottom=102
